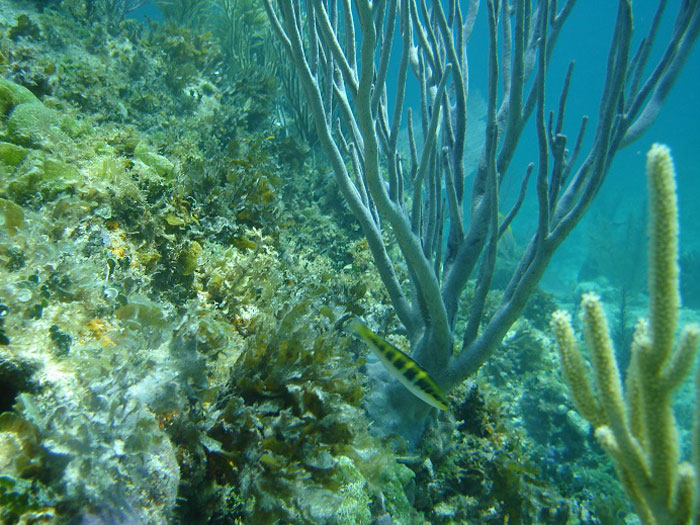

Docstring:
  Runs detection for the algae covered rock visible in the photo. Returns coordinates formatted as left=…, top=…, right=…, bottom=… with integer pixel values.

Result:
left=6, top=101, right=59, bottom=148
left=135, top=142, right=175, bottom=177
left=368, top=457, right=416, bottom=522
left=335, top=455, right=373, bottom=524
left=0, top=78, right=38, bottom=115
left=0, top=412, right=40, bottom=478
left=16, top=386, right=180, bottom=524
left=6, top=153, right=80, bottom=202
left=0, top=198, right=25, bottom=234
left=0, top=142, right=29, bottom=167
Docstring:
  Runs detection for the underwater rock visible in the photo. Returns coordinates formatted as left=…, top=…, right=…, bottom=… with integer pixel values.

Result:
left=115, top=296, right=171, bottom=348
left=0, top=198, right=25, bottom=234
left=334, top=455, right=372, bottom=524
left=0, top=142, right=29, bottom=167
left=6, top=152, right=80, bottom=202
left=298, top=487, right=346, bottom=522
left=0, top=78, right=38, bottom=115
left=17, top=389, right=180, bottom=524
left=0, top=351, right=37, bottom=412
left=0, top=412, right=40, bottom=478
left=6, top=101, right=59, bottom=148
left=8, top=13, right=42, bottom=41
left=375, top=458, right=416, bottom=520
left=134, top=142, right=174, bottom=178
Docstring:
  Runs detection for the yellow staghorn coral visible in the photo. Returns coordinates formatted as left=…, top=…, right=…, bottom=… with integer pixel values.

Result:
left=550, top=144, right=700, bottom=525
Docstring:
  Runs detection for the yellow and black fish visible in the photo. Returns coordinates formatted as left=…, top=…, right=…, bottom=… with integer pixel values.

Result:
left=347, top=318, right=448, bottom=411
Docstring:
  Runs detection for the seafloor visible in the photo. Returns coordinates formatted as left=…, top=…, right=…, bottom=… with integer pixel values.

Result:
left=0, top=1, right=697, bottom=524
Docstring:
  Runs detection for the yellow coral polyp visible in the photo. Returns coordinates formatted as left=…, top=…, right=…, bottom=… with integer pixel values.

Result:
left=84, top=318, right=116, bottom=347
left=106, top=225, right=129, bottom=260
left=85, top=318, right=109, bottom=338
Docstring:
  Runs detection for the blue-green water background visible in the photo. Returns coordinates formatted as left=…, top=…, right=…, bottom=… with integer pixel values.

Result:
left=132, top=0, right=700, bottom=272
left=134, top=0, right=699, bottom=299
left=404, top=1, right=699, bottom=297
left=451, top=0, right=699, bottom=297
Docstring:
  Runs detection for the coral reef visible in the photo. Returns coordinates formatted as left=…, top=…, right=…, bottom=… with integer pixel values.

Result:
left=0, top=3, right=415, bottom=521
left=0, top=1, right=695, bottom=523
left=202, top=298, right=416, bottom=523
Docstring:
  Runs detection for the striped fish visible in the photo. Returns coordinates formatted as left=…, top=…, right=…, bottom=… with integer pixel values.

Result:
left=347, top=318, right=448, bottom=411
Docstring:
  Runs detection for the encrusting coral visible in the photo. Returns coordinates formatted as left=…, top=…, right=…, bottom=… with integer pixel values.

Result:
left=551, top=144, right=700, bottom=525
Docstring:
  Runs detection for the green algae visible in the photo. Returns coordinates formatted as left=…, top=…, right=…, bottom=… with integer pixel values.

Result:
left=0, top=198, right=24, bottom=234
left=0, top=142, right=28, bottom=166
left=5, top=152, right=80, bottom=202
left=0, top=78, right=38, bottom=115
left=134, top=141, right=175, bottom=178
left=6, top=101, right=59, bottom=147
